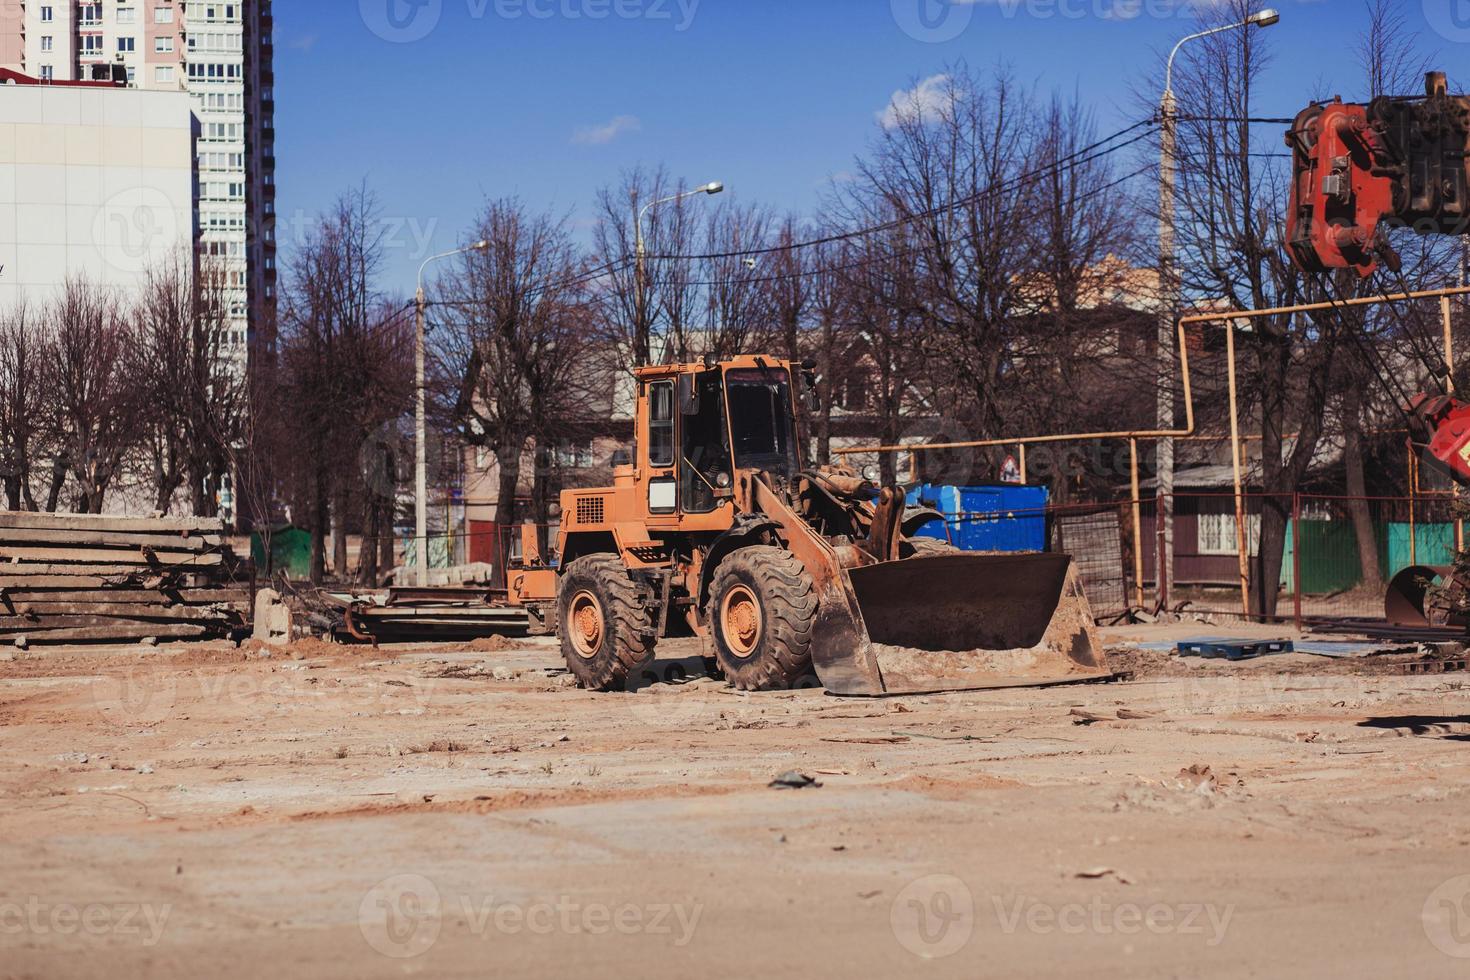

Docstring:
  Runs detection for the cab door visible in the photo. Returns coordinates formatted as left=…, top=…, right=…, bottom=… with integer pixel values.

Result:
left=643, top=379, right=679, bottom=524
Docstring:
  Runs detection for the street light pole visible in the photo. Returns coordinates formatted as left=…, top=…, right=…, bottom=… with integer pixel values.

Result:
left=415, top=240, right=490, bottom=588
left=1157, top=7, right=1278, bottom=608
left=634, top=181, right=724, bottom=360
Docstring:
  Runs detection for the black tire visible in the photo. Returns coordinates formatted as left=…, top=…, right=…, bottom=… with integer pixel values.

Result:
left=903, top=536, right=960, bottom=558
left=558, top=555, right=655, bottom=691
left=707, top=546, right=817, bottom=691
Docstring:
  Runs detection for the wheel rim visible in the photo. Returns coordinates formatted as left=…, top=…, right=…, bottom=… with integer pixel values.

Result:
left=568, top=590, right=605, bottom=659
left=720, top=584, right=763, bottom=658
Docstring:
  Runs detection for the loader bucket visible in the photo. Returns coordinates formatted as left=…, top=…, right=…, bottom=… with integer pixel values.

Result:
left=809, top=552, right=1109, bottom=696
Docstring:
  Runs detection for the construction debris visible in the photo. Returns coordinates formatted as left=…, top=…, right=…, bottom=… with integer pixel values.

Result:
left=768, top=771, right=821, bottom=790
left=327, top=586, right=530, bottom=643
left=0, top=511, right=250, bottom=647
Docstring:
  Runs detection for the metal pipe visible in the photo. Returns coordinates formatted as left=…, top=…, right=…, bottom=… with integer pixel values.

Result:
left=1291, top=491, right=1303, bottom=630
left=836, top=319, right=1198, bottom=456
left=1225, top=318, right=1251, bottom=617
left=1409, top=442, right=1419, bottom=566
left=1130, top=438, right=1145, bottom=609
left=1445, top=294, right=1463, bottom=553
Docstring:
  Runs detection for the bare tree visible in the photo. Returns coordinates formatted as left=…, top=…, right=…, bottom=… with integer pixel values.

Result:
left=591, top=167, right=697, bottom=367
left=278, top=185, right=391, bottom=583
left=852, top=65, right=1042, bottom=441
left=0, top=301, right=44, bottom=510
left=698, top=201, right=774, bottom=359
left=41, top=277, right=144, bottom=513
left=131, top=251, right=245, bottom=515
left=437, top=198, right=591, bottom=584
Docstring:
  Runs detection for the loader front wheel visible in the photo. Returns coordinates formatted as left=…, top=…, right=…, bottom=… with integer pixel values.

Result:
left=558, top=555, right=655, bottom=691
left=708, top=546, right=817, bottom=691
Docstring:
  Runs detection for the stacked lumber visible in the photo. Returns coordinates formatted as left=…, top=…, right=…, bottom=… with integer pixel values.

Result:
left=0, top=512, right=251, bottom=647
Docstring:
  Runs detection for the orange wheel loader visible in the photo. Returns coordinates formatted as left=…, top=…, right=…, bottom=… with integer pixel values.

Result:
left=507, top=356, right=1107, bottom=695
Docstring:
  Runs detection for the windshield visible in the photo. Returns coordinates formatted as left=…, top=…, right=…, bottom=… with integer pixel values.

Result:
left=726, top=367, right=799, bottom=477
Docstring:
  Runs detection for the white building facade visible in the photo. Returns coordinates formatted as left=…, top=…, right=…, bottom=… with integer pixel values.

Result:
left=0, top=82, right=196, bottom=313
left=1, top=0, right=277, bottom=356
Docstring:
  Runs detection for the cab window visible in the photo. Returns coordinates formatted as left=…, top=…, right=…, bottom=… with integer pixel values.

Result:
left=648, top=381, right=675, bottom=467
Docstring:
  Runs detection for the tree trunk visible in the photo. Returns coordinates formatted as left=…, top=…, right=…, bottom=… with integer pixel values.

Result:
left=310, top=465, right=328, bottom=585
left=492, top=440, right=525, bottom=590
left=1341, top=384, right=1383, bottom=592
left=331, top=483, right=349, bottom=581
left=531, top=441, right=552, bottom=560
left=43, top=456, right=66, bottom=512
left=360, top=495, right=380, bottom=586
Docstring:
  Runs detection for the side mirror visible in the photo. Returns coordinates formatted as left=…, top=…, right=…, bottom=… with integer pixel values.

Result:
left=678, top=373, right=701, bottom=416
left=802, top=371, right=821, bottom=413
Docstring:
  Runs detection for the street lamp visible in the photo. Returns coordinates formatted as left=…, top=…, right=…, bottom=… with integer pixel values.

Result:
left=414, top=239, right=490, bottom=588
left=1155, top=7, right=1278, bottom=605
left=634, top=181, right=724, bottom=356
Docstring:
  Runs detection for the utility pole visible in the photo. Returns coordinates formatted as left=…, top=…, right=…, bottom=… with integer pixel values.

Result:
left=414, top=284, right=428, bottom=588
left=634, top=181, right=725, bottom=363
left=1157, top=86, right=1178, bottom=611
left=1158, top=8, right=1280, bottom=609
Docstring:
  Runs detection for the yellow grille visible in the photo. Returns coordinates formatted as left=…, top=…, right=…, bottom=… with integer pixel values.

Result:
left=575, top=496, right=605, bottom=525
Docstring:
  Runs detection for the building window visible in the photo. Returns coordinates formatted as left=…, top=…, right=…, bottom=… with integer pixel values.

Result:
left=40, top=36, right=53, bottom=52
left=155, top=66, right=176, bottom=83
left=40, top=7, right=54, bottom=22
left=1198, top=512, right=1260, bottom=557
left=39, top=65, right=54, bottom=80
left=118, top=37, right=136, bottom=53
left=155, top=37, right=174, bottom=53
left=117, top=7, right=136, bottom=23
left=155, top=6, right=175, bottom=22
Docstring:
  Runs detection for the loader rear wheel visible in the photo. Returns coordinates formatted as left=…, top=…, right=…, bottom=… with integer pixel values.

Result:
left=558, top=555, right=655, bottom=691
left=708, top=546, right=817, bottom=691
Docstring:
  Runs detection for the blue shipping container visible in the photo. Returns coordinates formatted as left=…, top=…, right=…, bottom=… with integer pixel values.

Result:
left=906, top=483, right=1050, bottom=553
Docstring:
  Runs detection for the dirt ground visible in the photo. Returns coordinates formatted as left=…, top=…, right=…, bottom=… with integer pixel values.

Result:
left=5, top=625, right=1470, bottom=979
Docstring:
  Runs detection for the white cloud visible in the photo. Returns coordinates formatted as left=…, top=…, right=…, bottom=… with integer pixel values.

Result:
left=571, top=115, right=642, bottom=146
left=876, top=74, right=953, bottom=130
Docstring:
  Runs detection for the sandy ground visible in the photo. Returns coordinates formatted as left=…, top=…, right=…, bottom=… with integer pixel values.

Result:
left=4, top=626, right=1470, bottom=979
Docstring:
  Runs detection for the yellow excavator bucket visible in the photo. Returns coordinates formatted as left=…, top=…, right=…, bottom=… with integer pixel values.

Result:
left=809, top=552, right=1108, bottom=696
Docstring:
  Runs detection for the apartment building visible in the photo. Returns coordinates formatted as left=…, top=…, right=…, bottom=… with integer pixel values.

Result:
left=0, top=0, right=277, bottom=357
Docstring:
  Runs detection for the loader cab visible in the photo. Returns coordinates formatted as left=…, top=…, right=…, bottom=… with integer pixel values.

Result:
left=635, top=357, right=804, bottom=522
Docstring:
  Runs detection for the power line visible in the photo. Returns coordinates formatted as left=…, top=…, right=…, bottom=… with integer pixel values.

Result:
left=643, top=119, right=1162, bottom=263
left=639, top=164, right=1157, bottom=291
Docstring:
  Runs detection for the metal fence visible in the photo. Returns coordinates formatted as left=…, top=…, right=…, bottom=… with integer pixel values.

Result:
left=1125, top=492, right=1461, bottom=625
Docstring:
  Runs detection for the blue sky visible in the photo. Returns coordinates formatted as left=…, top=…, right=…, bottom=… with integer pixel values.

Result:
left=272, top=0, right=1463, bottom=295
